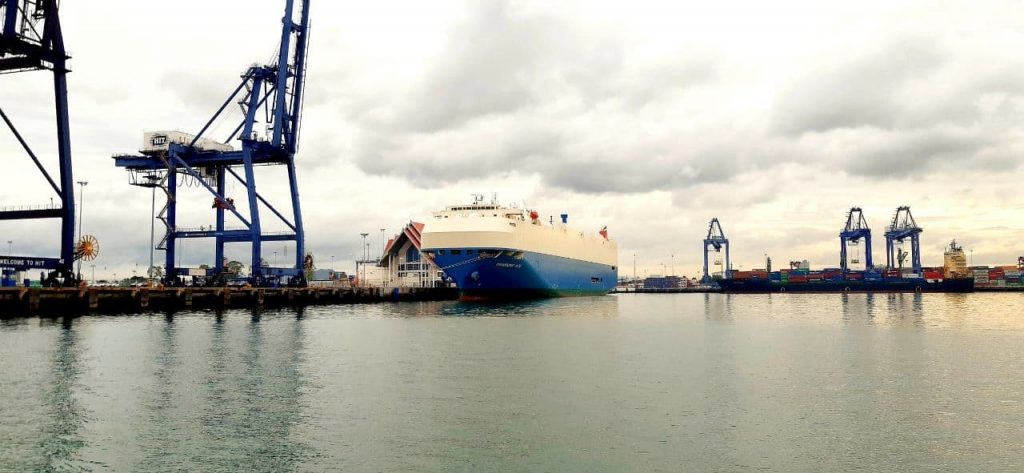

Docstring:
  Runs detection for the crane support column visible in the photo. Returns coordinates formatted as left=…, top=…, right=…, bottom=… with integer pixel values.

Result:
left=113, top=0, right=313, bottom=287
left=884, top=206, right=923, bottom=274
left=702, top=218, right=730, bottom=282
left=0, top=1, right=79, bottom=284
left=839, top=207, right=873, bottom=272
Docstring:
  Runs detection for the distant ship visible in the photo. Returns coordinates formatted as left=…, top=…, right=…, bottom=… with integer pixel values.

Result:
left=717, top=276, right=974, bottom=293
left=717, top=241, right=974, bottom=293
left=420, top=196, right=618, bottom=300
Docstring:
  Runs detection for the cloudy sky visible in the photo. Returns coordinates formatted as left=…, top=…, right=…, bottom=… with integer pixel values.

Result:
left=1, top=0, right=1023, bottom=279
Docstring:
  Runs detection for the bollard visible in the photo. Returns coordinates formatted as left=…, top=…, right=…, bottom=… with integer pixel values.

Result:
left=28, top=290, right=40, bottom=312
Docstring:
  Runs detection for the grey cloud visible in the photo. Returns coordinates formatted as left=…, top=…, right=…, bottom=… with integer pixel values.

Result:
left=354, top=117, right=562, bottom=186
left=343, top=0, right=720, bottom=193
left=387, top=1, right=573, bottom=133
left=773, top=36, right=947, bottom=135
left=845, top=127, right=1000, bottom=177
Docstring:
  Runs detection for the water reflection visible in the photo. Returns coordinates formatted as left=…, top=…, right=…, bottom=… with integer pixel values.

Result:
left=130, top=309, right=312, bottom=472
left=38, top=317, right=88, bottom=471
left=5, top=294, right=1024, bottom=471
left=375, top=296, right=620, bottom=319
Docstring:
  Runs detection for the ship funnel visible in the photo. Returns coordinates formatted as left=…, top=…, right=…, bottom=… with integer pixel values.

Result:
left=561, top=214, right=568, bottom=224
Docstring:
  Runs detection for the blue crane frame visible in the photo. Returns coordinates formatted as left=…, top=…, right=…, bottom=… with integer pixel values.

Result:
left=113, top=0, right=311, bottom=286
left=0, top=0, right=77, bottom=279
left=839, top=207, right=873, bottom=272
left=884, top=206, right=922, bottom=274
left=702, top=218, right=730, bottom=282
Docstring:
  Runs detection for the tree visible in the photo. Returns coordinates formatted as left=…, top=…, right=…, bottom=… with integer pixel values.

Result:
left=224, top=260, right=245, bottom=277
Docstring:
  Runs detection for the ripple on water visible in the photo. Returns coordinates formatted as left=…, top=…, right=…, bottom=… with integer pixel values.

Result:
left=1, top=294, right=1023, bottom=472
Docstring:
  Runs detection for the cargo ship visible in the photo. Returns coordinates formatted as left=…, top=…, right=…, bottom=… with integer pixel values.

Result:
left=717, top=241, right=974, bottom=293
left=420, top=196, right=618, bottom=300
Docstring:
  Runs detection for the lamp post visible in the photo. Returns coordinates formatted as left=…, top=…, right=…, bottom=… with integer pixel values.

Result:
left=359, top=233, right=369, bottom=287
left=75, top=180, right=88, bottom=278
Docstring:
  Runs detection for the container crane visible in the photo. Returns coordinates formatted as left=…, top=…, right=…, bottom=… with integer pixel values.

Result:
left=884, top=206, right=922, bottom=274
left=113, top=0, right=312, bottom=286
left=839, top=207, right=873, bottom=272
left=0, top=0, right=80, bottom=285
left=702, top=218, right=730, bottom=282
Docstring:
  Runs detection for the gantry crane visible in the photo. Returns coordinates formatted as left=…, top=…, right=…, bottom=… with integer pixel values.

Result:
left=839, top=207, right=873, bottom=272
left=114, top=0, right=312, bottom=286
left=884, top=206, right=922, bottom=273
left=702, top=218, right=730, bottom=282
left=0, top=0, right=81, bottom=285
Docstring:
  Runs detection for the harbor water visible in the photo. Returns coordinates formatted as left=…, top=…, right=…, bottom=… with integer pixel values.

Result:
left=2, top=293, right=1024, bottom=472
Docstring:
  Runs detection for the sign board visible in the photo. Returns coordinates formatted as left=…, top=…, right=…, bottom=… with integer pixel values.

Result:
left=0, top=256, right=62, bottom=270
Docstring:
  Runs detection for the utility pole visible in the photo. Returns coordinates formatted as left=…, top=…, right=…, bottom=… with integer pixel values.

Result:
left=149, top=187, right=155, bottom=281
left=75, top=180, right=88, bottom=278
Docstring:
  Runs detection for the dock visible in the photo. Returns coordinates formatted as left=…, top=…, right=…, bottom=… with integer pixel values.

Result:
left=613, top=287, right=721, bottom=294
left=0, top=286, right=458, bottom=316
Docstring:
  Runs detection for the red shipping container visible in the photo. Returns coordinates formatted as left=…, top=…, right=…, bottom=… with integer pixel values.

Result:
left=923, top=271, right=943, bottom=279
left=846, top=273, right=864, bottom=280
left=990, top=270, right=1004, bottom=279
left=787, top=275, right=809, bottom=283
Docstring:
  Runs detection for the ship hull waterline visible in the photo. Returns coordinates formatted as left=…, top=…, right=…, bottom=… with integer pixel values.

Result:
left=429, top=248, right=617, bottom=301
left=717, top=277, right=975, bottom=293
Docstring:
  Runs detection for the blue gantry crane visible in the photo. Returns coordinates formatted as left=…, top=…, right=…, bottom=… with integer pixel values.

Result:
left=839, top=207, right=873, bottom=272
left=113, top=0, right=312, bottom=286
left=0, top=0, right=80, bottom=285
left=702, top=218, right=730, bottom=282
left=884, top=206, right=922, bottom=274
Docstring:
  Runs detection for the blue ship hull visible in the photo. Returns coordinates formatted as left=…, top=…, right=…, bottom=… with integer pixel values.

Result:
left=429, top=248, right=617, bottom=300
left=718, top=277, right=974, bottom=293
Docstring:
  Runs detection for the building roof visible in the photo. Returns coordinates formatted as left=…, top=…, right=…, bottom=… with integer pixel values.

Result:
left=380, top=221, right=425, bottom=267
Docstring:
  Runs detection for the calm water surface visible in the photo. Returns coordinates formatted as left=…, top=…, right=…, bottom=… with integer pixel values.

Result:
left=2, top=293, right=1023, bottom=472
